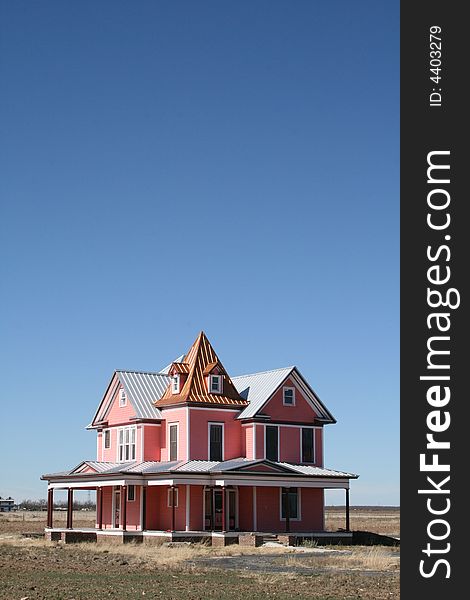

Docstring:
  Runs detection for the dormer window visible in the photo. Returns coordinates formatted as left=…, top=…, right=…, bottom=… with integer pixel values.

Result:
left=209, top=374, right=223, bottom=394
left=172, top=375, right=180, bottom=394
left=283, top=387, right=295, bottom=406
left=119, top=389, right=127, bottom=407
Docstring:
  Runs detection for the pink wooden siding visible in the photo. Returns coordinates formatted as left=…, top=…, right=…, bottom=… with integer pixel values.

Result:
left=124, top=485, right=141, bottom=530
left=100, top=428, right=117, bottom=462
left=189, top=485, right=204, bottom=531
left=142, top=425, right=161, bottom=461
left=100, top=487, right=113, bottom=529
left=263, top=378, right=317, bottom=422
left=255, top=486, right=324, bottom=532
left=254, top=424, right=264, bottom=459
left=106, top=385, right=136, bottom=425
left=240, top=464, right=281, bottom=473
left=244, top=425, right=254, bottom=459
left=161, top=407, right=188, bottom=461
left=238, top=486, right=254, bottom=530
left=145, top=487, right=159, bottom=530
left=315, top=428, right=323, bottom=466
left=279, top=426, right=300, bottom=463
left=154, top=485, right=186, bottom=531
left=97, top=432, right=102, bottom=460
left=189, top=408, right=242, bottom=460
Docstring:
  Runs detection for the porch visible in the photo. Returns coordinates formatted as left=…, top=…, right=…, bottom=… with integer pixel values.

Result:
left=45, top=478, right=353, bottom=544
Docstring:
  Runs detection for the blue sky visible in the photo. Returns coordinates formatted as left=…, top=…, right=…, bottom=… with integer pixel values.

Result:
left=0, top=1, right=399, bottom=505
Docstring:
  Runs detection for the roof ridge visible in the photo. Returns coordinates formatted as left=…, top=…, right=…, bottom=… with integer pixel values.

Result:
left=232, top=366, right=295, bottom=379
left=116, top=369, right=169, bottom=376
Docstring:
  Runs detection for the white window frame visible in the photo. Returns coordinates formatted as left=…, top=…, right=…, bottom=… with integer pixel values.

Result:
left=127, top=484, right=136, bottom=502
left=300, top=427, right=315, bottom=464
left=167, top=487, right=179, bottom=508
left=209, top=374, right=223, bottom=394
left=171, top=375, right=180, bottom=394
left=168, top=422, right=179, bottom=461
left=279, top=487, right=301, bottom=521
left=207, top=422, right=225, bottom=461
left=117, top=426, right=137, bottom=462
left=119, top=388, right=127, bottom=407
left=104, top=429, right=111, bottom=449
left=282, top=387, right=296, bottom=406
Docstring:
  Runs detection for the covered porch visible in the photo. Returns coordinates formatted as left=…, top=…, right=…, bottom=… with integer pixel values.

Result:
left=45, top=473, right=354, bottom=545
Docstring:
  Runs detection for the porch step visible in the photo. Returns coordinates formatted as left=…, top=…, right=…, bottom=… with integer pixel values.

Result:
left=260, top=534, right=281, bottom=544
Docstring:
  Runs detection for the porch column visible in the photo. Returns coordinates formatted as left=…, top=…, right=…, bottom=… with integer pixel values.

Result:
left=283, top=487, right=290, bottom=533
left=252, top=486, right=257, bottom=532
left=345, top=488, right=350, bottom=532
left=185, top=485, right=190, bottom=532
left=97, top=488, right=103, bottom=530
left=47, top=488, right=53, bottom=528
left=171, top=485, right=176, bottom=532
left=66, top=488, right=73, bottom=529
left=221, top=486, right=226, bottom=532
left=142, top=486, right=147, bottom=531
left=121, top=486, right=127, bottom=531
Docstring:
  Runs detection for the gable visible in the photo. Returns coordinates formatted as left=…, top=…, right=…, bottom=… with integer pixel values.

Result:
left=88, top=370, right=165, bottom=429
left=224, top=460, right=296, bottom=475
left=71, top=462, right=99, bottom=474
left=262, top=377, right=317, bottom=422
left=237, top=367, right=336, bottom=423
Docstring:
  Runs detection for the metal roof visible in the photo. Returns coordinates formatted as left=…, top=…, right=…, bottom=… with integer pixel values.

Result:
left=44, top=459, right=357, bottom=480
left=278, top=463, right=358, bottom=478
left=116, top=371, right=169, bottom=420
left=156, top=332, right=248, bottom=408
left=232, top=367, right=294, bottom=419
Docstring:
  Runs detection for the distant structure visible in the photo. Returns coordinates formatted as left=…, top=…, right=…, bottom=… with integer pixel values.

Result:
left=0, top=496, right=15, bottom=512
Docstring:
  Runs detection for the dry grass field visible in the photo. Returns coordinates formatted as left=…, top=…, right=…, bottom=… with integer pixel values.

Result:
left=0, top=508, right=400, bottom=599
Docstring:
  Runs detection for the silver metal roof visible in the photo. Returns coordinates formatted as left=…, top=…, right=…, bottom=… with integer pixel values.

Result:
left=233, top=366, right=335, bottom=423
left=45, top=458, right=357, bottom=480
left=124, top=461, right=182, bottom=474
left=232, top=367, right=294, bottom=419
left=116, top=371, right=169, bottom=420
left=278, top=463, right=357, bottom=478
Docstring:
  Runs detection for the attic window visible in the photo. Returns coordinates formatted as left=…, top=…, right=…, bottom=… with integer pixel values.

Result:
left=283, top=387, right=295, bottom=406
left=119, top=389, right=127, bottom=407
left=172, top=375, right=180, bottom=394
left=209, top=374, right=222, bottom=394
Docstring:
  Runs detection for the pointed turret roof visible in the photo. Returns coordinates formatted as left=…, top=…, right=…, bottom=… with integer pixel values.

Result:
left=155, top=332, right=248, bottom=408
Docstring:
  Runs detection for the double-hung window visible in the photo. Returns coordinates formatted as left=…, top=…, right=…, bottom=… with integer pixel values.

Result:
left=169, top=424, right=178, bottom=461
left=265, top=425, right=279, bottom=461
left=283, top=387, right=295, bottom=405
left=118, top=426, right=136, bottom=462
left=301, top=428, right=315, bottom=463
left=104, top=429, right=111, bottom=449
left=209, top=423, right=223, bottom=461
left=209, top=375, right=222, bottom=394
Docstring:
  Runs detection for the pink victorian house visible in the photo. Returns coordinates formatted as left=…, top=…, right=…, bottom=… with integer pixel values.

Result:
left=42, top=332, right=358, bottom=545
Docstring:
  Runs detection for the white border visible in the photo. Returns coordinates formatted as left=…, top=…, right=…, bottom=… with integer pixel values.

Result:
left=282, top=386, right=296, bottom=406
left=207, top=422, right=224, bottom=461
left=168, top=422, right=179, bottom=461
left=264, top=424, right=279, bottom=461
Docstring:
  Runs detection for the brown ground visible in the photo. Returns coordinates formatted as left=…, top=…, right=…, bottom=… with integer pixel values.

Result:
left=0, top=508, right=400, bottom=599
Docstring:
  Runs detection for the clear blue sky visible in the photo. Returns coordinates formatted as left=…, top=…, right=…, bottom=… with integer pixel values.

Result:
left=0, top=1, right=399, bottom=505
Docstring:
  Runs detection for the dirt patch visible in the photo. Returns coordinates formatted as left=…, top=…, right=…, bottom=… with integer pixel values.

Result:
left=0, top=537, right=399, bottom=599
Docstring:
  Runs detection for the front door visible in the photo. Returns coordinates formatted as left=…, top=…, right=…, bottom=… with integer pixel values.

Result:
left=113, top=488, right=121, bottom=528
left=204, top=488, right=237, bottom=531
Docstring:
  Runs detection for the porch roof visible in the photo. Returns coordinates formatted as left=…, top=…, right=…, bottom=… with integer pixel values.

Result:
left=42, top=458, right=358, bottom=481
